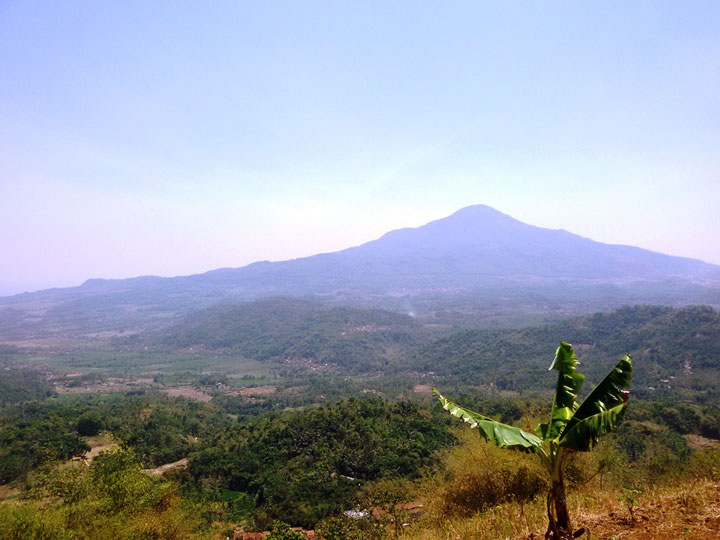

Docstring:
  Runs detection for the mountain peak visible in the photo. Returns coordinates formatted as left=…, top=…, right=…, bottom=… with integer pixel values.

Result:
left=448, top=204, right=508, bottom=218
left=429, top=204, right=524, bottom=230
left=370, top=204, right=523, bottom=246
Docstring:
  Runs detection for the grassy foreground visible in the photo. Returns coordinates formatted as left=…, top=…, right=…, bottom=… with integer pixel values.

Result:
left=0, top=435, right=718, bottom=539
left=403, top=429, right=720, bottom=540
left=405, top=477, right=719, bottom=540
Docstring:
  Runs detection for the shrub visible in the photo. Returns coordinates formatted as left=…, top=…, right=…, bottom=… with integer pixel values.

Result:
left=265, top=521, right=305, bottom=540
left=683, top=445, right=720, bottom=480
left=430, top=430, right=548, bottom=518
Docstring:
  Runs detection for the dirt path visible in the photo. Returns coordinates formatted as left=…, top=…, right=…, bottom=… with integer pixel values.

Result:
left=0, top=484, right=20, bottom=502
left=83, top=434, right=119, bottom=461
left=143, top=458, right=189, bottom=476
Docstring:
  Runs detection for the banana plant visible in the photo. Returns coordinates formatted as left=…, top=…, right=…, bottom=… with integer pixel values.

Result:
left=434, top=342, right=632, bottom=540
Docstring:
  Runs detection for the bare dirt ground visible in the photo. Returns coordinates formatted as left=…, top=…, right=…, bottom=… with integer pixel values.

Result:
left=236, top=385, right=276, bottom=396
left=83, top=434, right=119, bottom=461
left=687, top=434, right=719, bottom=451
left=0, top=338, right=78, bottom=348
left=55, top=379, right=155, bottom=394
left=61, top=434, right=118, bottom=471
left=143, top=458, right=188, bottom=476
left=0, top=485, right=20, bottom=502
left=163, top=386, right=213, bottom=402
left=82, top=329, right=142, bottom=339
left=413, top=384, right=433, bottom=395
left=573, top=479, right=720, bottom=539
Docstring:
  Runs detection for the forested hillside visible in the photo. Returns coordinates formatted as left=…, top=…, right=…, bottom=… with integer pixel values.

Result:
left=155, top=302, right=720, bottom=398
left=0, top=368, right=54, bottom=406
left=159, top=297, right=435, bottom=373
left=188, top=398, right=454, bottom=528
left=414, top=305, right=720, bottom=397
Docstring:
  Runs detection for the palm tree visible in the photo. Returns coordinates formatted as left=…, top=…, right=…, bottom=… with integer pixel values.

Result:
left=434, top=342, right=632, bottom=539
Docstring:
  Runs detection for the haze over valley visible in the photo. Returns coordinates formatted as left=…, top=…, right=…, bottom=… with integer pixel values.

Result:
left=2, top=205, right=719, bottom=344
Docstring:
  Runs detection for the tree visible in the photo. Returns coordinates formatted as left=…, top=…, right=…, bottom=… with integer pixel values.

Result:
left=434, top=342, right=632, bottom=539
left=265, top=521, right=305, bottom=540
left=77, top=411, right=103, bottom=436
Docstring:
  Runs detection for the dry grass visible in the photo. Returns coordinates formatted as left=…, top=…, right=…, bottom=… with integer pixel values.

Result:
left=237, top=385, right=277, bottom=396
left=0, top=485, right=20, bottom=502
left=405, top=478, right=720, bottom=539
left=404, top=433, right=720, bottom=540
left=422, top=430, right=548, bottom=521
left=84, top=433, right=120, bottom=461
left=578, top=479, right=720, bottom=539
left=163, top=386, right=213, bottom=402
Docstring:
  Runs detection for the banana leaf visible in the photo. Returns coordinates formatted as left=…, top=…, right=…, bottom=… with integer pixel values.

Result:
left=558, top=402, right=627, bottom=451
left=537, top=342, right=585, bottom=441
left=558, top=354, right=632, bottom=449
left=434, top=389, right=542, bottom=453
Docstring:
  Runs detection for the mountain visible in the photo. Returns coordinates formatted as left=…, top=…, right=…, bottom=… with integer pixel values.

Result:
left=203, top=204, right=720, bottom=290
left=2, top=205, right=719, bottom=338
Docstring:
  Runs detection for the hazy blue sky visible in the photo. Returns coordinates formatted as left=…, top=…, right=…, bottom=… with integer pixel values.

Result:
left=1, top=1, right=719, bottom=296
